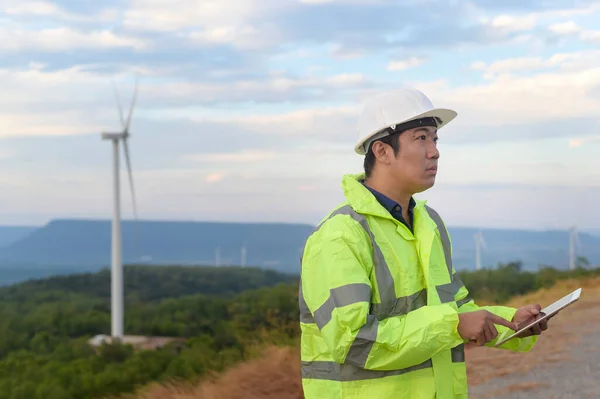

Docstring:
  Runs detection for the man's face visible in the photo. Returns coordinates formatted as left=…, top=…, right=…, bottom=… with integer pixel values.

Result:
left=389, top=126, right=440, bottom=193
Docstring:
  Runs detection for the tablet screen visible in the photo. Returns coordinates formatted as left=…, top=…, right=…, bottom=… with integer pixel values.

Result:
left=494, top=287, right=581, bottom=347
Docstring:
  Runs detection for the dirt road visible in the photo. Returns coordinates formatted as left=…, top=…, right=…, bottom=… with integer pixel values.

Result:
left=467, top=281, right=600, bottom=399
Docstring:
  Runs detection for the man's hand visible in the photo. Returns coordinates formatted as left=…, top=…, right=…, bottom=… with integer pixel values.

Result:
left=458, top=310, right=518, bottom=346
left=512, top=304, right=555, bottom=338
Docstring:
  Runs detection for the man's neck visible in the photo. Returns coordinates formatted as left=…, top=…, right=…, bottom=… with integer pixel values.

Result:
left=363, top=176, right=413, bottom=213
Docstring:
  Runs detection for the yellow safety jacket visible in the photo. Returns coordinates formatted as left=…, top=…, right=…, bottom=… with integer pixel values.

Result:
left=299, top=173, right=537, bottom=399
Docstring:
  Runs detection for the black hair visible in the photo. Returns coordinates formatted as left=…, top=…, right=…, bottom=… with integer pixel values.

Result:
left=363, top=129, right=401, bottom=178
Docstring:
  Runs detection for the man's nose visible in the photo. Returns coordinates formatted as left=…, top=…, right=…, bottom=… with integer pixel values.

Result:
left=428, top=142, right=440, bottom=159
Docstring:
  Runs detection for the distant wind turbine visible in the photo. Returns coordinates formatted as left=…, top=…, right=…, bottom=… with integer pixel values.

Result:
left=474, top=230, right=487, bottom=271
left=101, top=76, right=140, bottom=340
left=569, top=225, right=582, bottom=270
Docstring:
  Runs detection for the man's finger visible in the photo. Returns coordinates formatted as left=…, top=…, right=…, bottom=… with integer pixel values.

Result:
left=476, top=334, right=485, bottom=346
left=475, top=328, right=485, bottom=346
left=517, top=329, right=530, bottom=338
left=488, top=322, right=498, bottom=341
left=528, top=304, right=542, bottom=315
left=482, top=326, right=490, bottom=344
left=484, top=323, right=495, bottom=343
left=489, top=313, right=518, bottom=330
left=516, top=327, right=530, bottom=338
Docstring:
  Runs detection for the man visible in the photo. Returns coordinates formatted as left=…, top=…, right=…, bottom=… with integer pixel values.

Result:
left=299, top=88, right=549, bottom=398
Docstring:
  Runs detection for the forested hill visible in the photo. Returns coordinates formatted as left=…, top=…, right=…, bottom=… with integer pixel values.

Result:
left=0, top=264, right=298, bottom=303
left=1, top=261, right=599, bottom=399
left=0, top=265, right=300, bottom=399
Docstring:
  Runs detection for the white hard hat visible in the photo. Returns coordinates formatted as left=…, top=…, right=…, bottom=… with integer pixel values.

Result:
left=354, top=87, right=457, bottom=155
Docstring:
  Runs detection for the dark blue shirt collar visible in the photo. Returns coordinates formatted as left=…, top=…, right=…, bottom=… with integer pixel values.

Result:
left=362, top=182, right=415, bottom=231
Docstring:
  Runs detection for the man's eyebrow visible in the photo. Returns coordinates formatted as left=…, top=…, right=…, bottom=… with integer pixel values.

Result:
left=413, top=127, right=437, bottom=134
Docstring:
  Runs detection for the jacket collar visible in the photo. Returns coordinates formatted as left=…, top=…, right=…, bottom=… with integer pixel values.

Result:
left=341, top=173, right=425, bottom=217
left=341, top=173, right=436, bottom=232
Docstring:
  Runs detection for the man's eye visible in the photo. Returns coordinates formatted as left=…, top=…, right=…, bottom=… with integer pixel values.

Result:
left=418, top=135, right=426, bottom=140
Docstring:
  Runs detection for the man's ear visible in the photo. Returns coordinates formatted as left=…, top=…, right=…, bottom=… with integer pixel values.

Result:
left=371, top=141, right=391, bottom=165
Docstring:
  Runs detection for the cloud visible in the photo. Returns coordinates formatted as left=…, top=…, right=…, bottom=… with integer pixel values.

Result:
left=445, top=51, right=600, bottom=127
left=123, top=0, right=285, bottom=36
left=549, top=21, right=583, bottom=35
left=470, top=50, right=600, bottom=78
left=187, top=150, right=278, bottom=164
left=547, top=21, right=600, bottom=44
left=569, top=136, right=600, bottom=148
left=138, top=73, right=377, bottom=108
left=7, top=157, right=598, bottom=229
left=471, top=57, right=549, bottom=74
left=387, top=56, right=427, bottom=71
left=205, top=106, right=358, bottom=142
left=581, top=30, right=600, bottom=43
left=0, top=26, right=148, bottom=52
left=205, top=172, right=226, bottom=183
left=298, top=0, right=336, bottom=3
left=3, top=0, right=63, bottom=16
left=187, top=26, right=278, bottom=50
left=0, top=111, right=104, bottom=137
left=0, top=64, right=127, bottom=136
left=118, top=0, right=547, bottom=59
left=1, top=0, right=119, bottom=23
left=0, top=61, right=379, bottom=138
left=469, top=0, right=600, bottom=13
left=0, top=150, right=12, bottom=160
left=1, top=0, right=600, bottom=230
left=182, top=144, right=358, bottom=179
left=490, top=14, right=537, bottom=31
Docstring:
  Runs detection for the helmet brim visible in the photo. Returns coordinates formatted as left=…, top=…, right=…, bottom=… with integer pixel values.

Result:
left=354, top=108, right=457, bottom=155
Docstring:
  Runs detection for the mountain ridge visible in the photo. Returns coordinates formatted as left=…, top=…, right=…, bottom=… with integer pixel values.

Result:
left=1, top=218, right=599, bottom=286
left=0, top=226, right=38, bottom=248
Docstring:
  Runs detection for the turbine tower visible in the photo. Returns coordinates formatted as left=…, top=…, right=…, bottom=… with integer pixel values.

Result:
left=101, top=76, right=139, bottom=340
left=569, top=225, right=582, bottom=270
left=474, top=230, right=487, bottom=271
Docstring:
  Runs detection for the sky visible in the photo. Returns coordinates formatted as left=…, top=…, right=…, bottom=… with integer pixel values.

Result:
left=0, top=0, right=599, bottom=231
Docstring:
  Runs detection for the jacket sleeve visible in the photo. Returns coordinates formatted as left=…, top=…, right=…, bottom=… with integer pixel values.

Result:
left=436, top=211, right=538, bottom=353
left=301, top=216, right=464, bottom=371
left=453, top=276, right=538, bottom=352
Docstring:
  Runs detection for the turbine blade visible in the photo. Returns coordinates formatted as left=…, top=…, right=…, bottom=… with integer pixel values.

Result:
left=122, top=138, right=138, bottom=220
left=112, top=79, right=126, bottom=129
left=125, top=75, right=139, bottom=132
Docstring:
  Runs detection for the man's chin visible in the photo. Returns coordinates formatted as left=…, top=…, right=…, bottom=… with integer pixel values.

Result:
left=414, top=179, right=436, bottom=193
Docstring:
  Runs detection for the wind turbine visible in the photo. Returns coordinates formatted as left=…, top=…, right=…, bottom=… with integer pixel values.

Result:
left=474, top=230, right=487, bottom=271
left=569, top=225, right=582, bottom=270
left=101, top=76, right=140, bottom=340
left=241, top=243, right=247, bottom=267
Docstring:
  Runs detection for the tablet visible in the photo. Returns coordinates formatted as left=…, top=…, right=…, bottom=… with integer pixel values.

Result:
left=494, top=287, right=582, bottom=347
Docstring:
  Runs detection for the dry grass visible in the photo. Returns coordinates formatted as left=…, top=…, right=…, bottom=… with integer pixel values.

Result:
left=111, top=346, right=304, bottom=399
left=114, top=277, right=600, bottom=399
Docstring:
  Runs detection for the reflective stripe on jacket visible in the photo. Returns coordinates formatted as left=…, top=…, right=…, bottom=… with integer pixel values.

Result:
left=299, top=173, right=537, bottom=399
